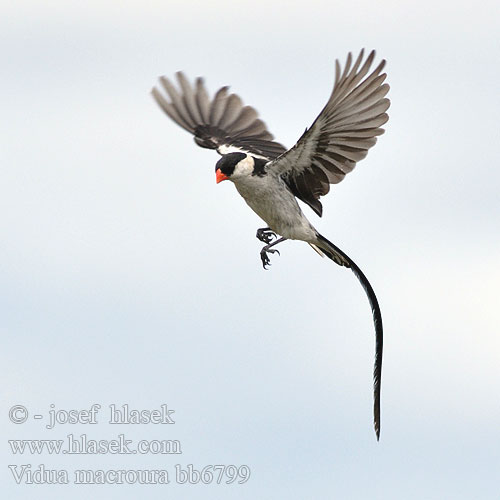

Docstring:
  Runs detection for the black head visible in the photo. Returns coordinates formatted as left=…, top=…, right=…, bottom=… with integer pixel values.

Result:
left=215, top=152, right=247, bottom=177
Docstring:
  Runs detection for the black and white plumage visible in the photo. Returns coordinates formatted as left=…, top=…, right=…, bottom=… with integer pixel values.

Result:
left=152, top=49, right=389, bottom=439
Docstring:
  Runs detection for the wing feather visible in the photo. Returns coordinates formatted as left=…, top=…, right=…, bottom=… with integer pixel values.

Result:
left=217, top=94, right=244, bottom=129
left=209, top=87, right=230, bottom=126
left=151, top=87, right=192, bottom=132
left=194, top=77, right=210, bottom=123
left=329, top=128, right=385, bottom=139
left=266, top=50, right=390, bottom=216
left=159, top=76, right=196, bottom=128
left=333, top=113, right=389, bottom=132
left=227, top=106, right=259, bottom=133
left=152, top=73, right=286, bottom=160
left=176, top=72, right=203, bottom=124
left=232, top=120, right=271, bottom=139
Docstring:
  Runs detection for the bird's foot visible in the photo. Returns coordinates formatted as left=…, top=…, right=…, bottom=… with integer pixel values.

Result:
left=260, top=247, right=280, bottom=270
left=256, top=227, right=277, bottom=244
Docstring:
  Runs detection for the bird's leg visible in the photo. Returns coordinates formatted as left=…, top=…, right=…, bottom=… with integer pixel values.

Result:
left=260, top=237, right=287, bottom=269
left=256, top=227, right=277, bottom=244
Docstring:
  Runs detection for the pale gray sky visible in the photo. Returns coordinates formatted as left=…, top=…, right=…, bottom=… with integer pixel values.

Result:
left=2, top=1, right=500, bottom=498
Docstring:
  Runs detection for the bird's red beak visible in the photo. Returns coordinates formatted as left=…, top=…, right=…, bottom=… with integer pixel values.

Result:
left=216, top=169, right=229, bottom=184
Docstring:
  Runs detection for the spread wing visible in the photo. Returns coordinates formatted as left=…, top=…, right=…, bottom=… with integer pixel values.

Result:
left=151, top=73, right=287, bottom=161
left=268, top=49, right=390, bottom=216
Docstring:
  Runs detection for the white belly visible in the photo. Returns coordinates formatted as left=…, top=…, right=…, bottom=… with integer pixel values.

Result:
left=233, top=175, right=317, bottom=242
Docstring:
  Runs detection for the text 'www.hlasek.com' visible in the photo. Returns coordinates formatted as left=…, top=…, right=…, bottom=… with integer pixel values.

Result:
left=7, top=403, right=251, bottom=486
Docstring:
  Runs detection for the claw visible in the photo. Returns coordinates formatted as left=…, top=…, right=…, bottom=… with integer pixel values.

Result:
left=260, top=250, right=271, bottom=269
left=258, top=236, right=286, bottom=270
left=260, top=247, right=280, bottom=269
left=256, top=228, right=277, bottom=244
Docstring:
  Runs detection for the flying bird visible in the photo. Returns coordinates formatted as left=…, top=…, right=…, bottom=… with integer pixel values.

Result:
left=151, top=49, right=389, bottom=439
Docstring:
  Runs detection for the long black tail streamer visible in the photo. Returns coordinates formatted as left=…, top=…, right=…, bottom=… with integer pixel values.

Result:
left=316, top=233, right=383, bottom=440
